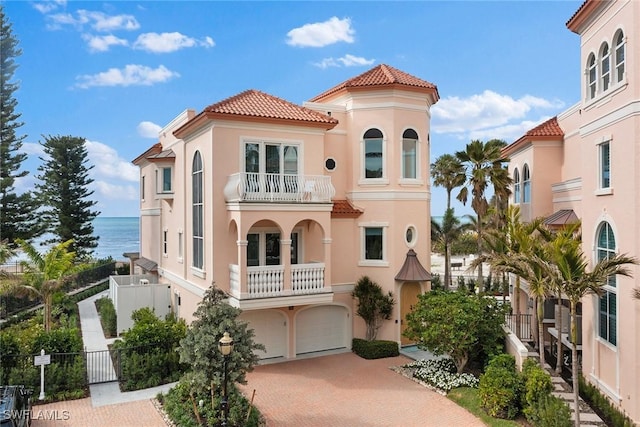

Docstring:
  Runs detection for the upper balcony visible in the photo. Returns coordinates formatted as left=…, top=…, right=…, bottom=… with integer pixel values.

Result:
left=224, top=173, right=334, bottom=203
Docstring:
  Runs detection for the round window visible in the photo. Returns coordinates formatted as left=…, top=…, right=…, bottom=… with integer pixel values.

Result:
left=325, top=157, right=336, bottom=171
left=405, top=225, right=416, bottom=247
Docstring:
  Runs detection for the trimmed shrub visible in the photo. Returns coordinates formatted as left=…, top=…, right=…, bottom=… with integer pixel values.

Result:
left=530, top=395, right=572, bottom=427
left=478, top=364, right=521, bottom=419
left=95, top=296, right=117, bottom=337
left=352, top=338, right=399, bottom=359
left=522, top=364, right=553, bottom=424
left=486, top=353, right=516, bottom=371
left=579, top=374, right=635, bottom=427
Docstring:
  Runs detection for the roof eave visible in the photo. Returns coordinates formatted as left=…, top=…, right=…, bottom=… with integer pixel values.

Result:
left=566, top=0, right=605, bottom=34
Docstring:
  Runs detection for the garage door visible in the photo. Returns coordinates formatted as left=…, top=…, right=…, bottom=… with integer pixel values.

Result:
left=296, top=305, right=348, bottom=355
left=240, top=310, right=287, bottom=359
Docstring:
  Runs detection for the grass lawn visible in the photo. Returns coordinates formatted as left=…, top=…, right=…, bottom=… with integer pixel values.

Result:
left=448, top=387, right=522, bottom=427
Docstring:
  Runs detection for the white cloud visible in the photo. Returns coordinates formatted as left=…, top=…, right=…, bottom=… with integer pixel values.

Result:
left=85, top=140, right=139, bottom=182
left=32, top=0, right=67, bottom=14
left=75, top=64, right=180, bottom=88
left=133, top=32, right=214, bottom=53
left=137, top=121, right=162, bottom=138
left=92, top=181, right=138, bottom=201
left=83, top=34, right=128, bottom=52
left=431, top=90, right=565, bottom=140
left=314, top=54, right=374, bottom=69
left=21, top=142, right=46, bottom=157
left=287, top=17, right=354, bottom=48
left=47, top=10, right=139, bottom=32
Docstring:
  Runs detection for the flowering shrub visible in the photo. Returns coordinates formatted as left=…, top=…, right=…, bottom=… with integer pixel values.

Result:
left=404, top=358, right=479, bottom=393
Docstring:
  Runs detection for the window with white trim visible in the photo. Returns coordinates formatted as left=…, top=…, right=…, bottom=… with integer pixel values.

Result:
left=402, top=129, right=418, bottom=179
left=365, top=227, right=383, bottom=260
left=614, top=30, right=625, bottom=83
left=246, top=230, right=300, bottom=266
left=599, top=141, right=610, bottom=189
left=192, top=152, right=204, bottom=270
left=522, top=164, right=531, bottom=203
left=600, top=42, right=610, bottom=92
left=244, top=141, right=300, bottom=193
left=513, top=168, right=520, bottom=203
left=158, top=167, right=172, bottom=193
left=596, top=222, right=616, bottom=346
left=364, top=128, right=384, bottom=179
left=587, top=53, right=597, bottom=99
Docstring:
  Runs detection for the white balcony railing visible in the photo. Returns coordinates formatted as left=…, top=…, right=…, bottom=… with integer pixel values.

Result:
left=228, top=262, right=326, bottom=299
left=224, top=173, right=334, bottom=203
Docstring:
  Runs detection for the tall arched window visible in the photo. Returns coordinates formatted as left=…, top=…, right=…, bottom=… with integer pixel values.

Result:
left=522, top=164, right=531, bottom=203
left=513, top=168, right=521, bottom=203
left=600, top=42, right=610, bottom=92
left=596, top=222, right=617, bottom=345
left=364, top=128, right=384, bottom=179
left=402, top=129, right=418, bottom=179
left=614, top=30, right=625, bottom=83
left=192, top=152, right=204, bottom=270
left=587, top=53, right=597, bottom=99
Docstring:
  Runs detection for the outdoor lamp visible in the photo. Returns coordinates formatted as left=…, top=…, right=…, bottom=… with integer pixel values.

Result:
left=218, top=331, right=234, bottom=356
left=218, top=332, right=234, bottom=427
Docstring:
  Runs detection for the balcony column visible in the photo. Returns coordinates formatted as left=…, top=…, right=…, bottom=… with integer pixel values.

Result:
left=281, top=239, right=292, bottom=295
left=322, top=237, right=332, bottom=290
left=237, top=240, right=248, bottom=298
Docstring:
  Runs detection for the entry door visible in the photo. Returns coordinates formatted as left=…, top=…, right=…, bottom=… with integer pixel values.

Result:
left=400, top=282, right=421, bottom=346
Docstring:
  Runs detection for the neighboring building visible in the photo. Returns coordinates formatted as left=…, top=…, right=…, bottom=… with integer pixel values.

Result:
left=131, top=64, right=437, bottom=360
left=502, top=0, right=639, bottom=422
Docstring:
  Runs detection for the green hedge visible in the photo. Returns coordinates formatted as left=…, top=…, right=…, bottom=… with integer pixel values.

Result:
left=579, top=375, right=634, bottom=427
left=95, top=296, right=117, bottom=337
left=352, top=338, right=399, bottom=360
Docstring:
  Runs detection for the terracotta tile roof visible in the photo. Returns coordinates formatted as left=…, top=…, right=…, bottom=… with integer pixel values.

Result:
left=132, top=142, right=162, bottom=165
left=566, top=0, right=595, bottom=33
left=205, top=89, right=338, bottom=125
left=394, top=249, right=431, bottom=282
left=525, top=116, right=564, bottom=138
left=502, top=116, right=564, bottom=156
left=331, top=199, right=363, bottom=218
left=310, top=64, right=439, bottom=102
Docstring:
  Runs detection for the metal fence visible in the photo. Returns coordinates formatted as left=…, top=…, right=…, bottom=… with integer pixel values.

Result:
left=505, top=313, right=533, bottom=342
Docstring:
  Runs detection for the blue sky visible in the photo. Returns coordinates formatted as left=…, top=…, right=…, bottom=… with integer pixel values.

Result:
left=4, top=0, right=582, bottom=217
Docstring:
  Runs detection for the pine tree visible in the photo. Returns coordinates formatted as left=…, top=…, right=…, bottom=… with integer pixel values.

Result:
left=35, top=135, right=100, bottom=259
left=0, top=5, right=40, bottom=245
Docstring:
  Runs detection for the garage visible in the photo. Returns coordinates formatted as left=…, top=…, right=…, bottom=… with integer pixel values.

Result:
left=240, top=310, right=287, bottom=359
left=296, top=305, right=349, bottom=355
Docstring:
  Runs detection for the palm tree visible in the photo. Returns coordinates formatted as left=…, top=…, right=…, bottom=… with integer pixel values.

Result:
left=431, top=154, right=465, bottom=210
left=431, top=208, right=472, bottom=290
left=456, top=139, right=512, bottom=283
left=9, top=239, right=77, bottom=331
left=548, top=227, right=637, bottom=427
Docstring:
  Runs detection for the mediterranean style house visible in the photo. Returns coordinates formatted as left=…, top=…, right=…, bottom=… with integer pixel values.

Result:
left=502, top=0, right=639, bottom=422
left=130, top=64, right=437, bottom=360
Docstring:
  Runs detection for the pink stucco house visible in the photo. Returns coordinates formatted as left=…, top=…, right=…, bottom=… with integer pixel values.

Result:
left=502, top=0, right=639, bottom=422
left=131, top=64, right=437, bottom=359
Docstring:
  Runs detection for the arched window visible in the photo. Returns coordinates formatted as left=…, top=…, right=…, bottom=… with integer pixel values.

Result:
left=596, top=222, right=617, bottom=345
left=513, top=168, right=521, bottom=203
left=614, top=30, right=625, bottom=83
left=587, top=53, right=597, bottom=99
left=522, top=164, right=531, bottom=203
left=600, top=42, right=610, bottom=92
left=402, top=129, right=418, bottom=179
left=364, top=128, right=384, bottom=179
left=192, top=152, right=204, bottom=270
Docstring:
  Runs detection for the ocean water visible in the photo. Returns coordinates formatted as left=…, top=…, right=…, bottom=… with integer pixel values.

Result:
left=92, top=217, right=140, bottom=261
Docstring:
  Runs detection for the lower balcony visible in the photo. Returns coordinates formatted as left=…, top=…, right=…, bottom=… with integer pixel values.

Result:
left=228, top=262, right=332, bottom=309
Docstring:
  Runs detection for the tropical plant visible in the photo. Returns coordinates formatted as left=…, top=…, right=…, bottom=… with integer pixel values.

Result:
left=455, top=139, right=511, bottom=283
left=431, top=153, right=465, bottom=210
left=431, top=208, right=473, bottom=290
left=352, top=276, right=395, bottom=340
left=7, top=239, right=78, bottom=331
left=404, top=290, right=506, bottom=373
left=548, top=225, right=637, bottom=427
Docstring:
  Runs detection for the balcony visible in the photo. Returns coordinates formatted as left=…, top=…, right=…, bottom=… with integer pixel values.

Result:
left=224, top=173, right=334, bottom=203
left=228, top=262, right=331, bottom=308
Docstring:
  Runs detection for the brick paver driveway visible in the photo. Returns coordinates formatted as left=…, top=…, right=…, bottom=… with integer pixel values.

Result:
left=238, top=352, right=484, bottom=427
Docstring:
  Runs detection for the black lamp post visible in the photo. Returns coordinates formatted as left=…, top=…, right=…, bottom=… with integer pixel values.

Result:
left=218, top=331, right=234, bottom=427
